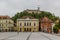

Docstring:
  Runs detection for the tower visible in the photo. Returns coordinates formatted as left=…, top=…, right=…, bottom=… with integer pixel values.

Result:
left=37, top=6, right=40, bottom=11
left=37, top=6, right=40, bottom=13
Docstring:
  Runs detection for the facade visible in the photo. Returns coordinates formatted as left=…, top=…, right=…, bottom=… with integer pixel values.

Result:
left=17, top=16, right=39, bottom=32
left=0, top=16, right=14, bottom=32
left=55, top=20, right=59, bottom=23
left=0, top=16, right=53, bottom=32
left=40, top=17, right=53, bottom=33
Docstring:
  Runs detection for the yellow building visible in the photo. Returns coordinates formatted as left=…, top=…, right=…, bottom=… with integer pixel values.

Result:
left=17, top=16, right=39, bottom=32
left=0, top=16, right=14, bottom=32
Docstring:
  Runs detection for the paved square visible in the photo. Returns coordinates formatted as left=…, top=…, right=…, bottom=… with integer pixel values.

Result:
left=0, top=32, right=60, bottom=40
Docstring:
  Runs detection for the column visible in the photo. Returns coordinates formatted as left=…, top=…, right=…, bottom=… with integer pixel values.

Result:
left=31, top=27, right=34, bottom=32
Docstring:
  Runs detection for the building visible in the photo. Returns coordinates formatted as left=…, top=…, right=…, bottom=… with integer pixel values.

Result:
left=17, top=16, right=39, bottom=32
left=0, top=16, right=54, bottom=32
left=40, top=17, right=53, bottom=33
left=55, top=20, right=60, bottom=23
left=24, top=7, right=41, bottom=14
left=0, top=16, right=14, bottom=32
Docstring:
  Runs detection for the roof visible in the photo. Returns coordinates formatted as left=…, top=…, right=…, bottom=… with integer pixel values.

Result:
left=40, top=17, right=53, bottom=23
left=17, top=16, right=39, bottom=21
left=0, top=15, right=10, bottom=19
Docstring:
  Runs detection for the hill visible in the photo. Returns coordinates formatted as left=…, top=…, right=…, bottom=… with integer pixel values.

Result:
left=12, top=11, right=59, bottom=22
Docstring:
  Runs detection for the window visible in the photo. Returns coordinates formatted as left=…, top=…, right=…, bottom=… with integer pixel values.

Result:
left=34, top=23, right=36, bottom=26
left=6, top=20, right=7, bottom=23
left=32, top=12, right=34, bottom=14
left=24, top=22, right=26, bottom=26
left=6, top=24, right=7, bottom=27
left=27, top=22, right=29, bottom=26
left=9, top=21, right=11, bottom=23
left=30, top=22, right=31, bottom=26
left=1, top=24, right=3, bottom=26
left=24, top=22, right=31, bottom=26
left=20, top=23, right=22, bottom=26
left=0, top=24, right=1, bottom=26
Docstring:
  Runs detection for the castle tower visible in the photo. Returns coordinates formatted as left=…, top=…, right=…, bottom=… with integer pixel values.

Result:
left=37, top=6, right=40, bottom=13
left=37, top=6, right=40, bottom=11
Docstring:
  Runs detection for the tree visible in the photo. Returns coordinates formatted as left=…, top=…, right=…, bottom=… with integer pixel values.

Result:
left=53, top=20, right=60, bottom=33
left=12, top=11, right=59, bottom=23
left=56, top=20, right=60, bottom=29
left=53, top=26, right=59, bottom=33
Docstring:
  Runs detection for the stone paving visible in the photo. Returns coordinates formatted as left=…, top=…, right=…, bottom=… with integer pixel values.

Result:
left=0, top=32, right=60, bottom=40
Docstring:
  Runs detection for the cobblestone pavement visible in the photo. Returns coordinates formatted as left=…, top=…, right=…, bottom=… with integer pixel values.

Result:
left=0, top=32, right=60, bottom=40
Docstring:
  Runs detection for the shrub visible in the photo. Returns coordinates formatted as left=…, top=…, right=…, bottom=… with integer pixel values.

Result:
left=53, top=26, right=59, bottom=33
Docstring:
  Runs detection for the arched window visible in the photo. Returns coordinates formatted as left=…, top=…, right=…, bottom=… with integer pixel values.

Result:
left=20, top=23, right=22, bottom=26
left=34, top=22, right=36, bottom=26
left=30, top=22, right=31, bottom=26
left=32, top=12, right=34, bottom=14
left=27, top=22, right=29, bottom=26
left=24, top=22, right=31, bottom=26
left=24, top=22, right=26, bottom=26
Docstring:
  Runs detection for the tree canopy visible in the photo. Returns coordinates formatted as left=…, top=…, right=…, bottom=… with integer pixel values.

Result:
left=12, top=11, right=59, bottom=22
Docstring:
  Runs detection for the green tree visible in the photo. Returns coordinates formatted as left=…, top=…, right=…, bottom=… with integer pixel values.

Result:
left=12, top=11, right=59, bottom=22
left=55, top=20, right=60, bottom=29
left=53, top=26, right=59, bottom=33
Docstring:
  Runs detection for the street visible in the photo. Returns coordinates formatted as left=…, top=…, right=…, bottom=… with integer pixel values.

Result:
left=0, top=32, right=60, bottom=40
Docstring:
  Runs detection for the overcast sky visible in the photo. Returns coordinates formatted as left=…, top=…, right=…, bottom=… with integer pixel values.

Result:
left=0, top=0, right=60, bottom=17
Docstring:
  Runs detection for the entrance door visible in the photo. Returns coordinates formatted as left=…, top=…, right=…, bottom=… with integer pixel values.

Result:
left=5, top=29, right=7, bottom=32
left=24, top=28, right=26, bottom=32
left=30, top=28, right=31, bottom=32
left=39, top=22, right=41, bottom=31
left=27, top=28, right=28, bottom=32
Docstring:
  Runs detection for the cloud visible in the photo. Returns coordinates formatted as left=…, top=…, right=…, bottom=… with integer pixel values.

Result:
left=0, top=0, right=60, bottom=17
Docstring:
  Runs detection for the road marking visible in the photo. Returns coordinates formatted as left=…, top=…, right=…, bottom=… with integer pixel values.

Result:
left=26, top=32, right=32, bottom=40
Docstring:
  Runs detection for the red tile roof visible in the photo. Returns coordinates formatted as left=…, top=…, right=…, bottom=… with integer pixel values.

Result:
left=40, top=17, right=53, bottom=23
left=0, top=15, right=10, bottom=19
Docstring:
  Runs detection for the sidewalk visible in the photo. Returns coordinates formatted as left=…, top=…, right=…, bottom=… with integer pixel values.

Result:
left=43, top=32, right=60, bottom=36
left=51, top=33, right=60, bottom=36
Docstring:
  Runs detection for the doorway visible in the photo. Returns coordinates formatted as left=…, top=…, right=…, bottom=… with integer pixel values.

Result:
left=39, top=22, right=41, bottom=31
